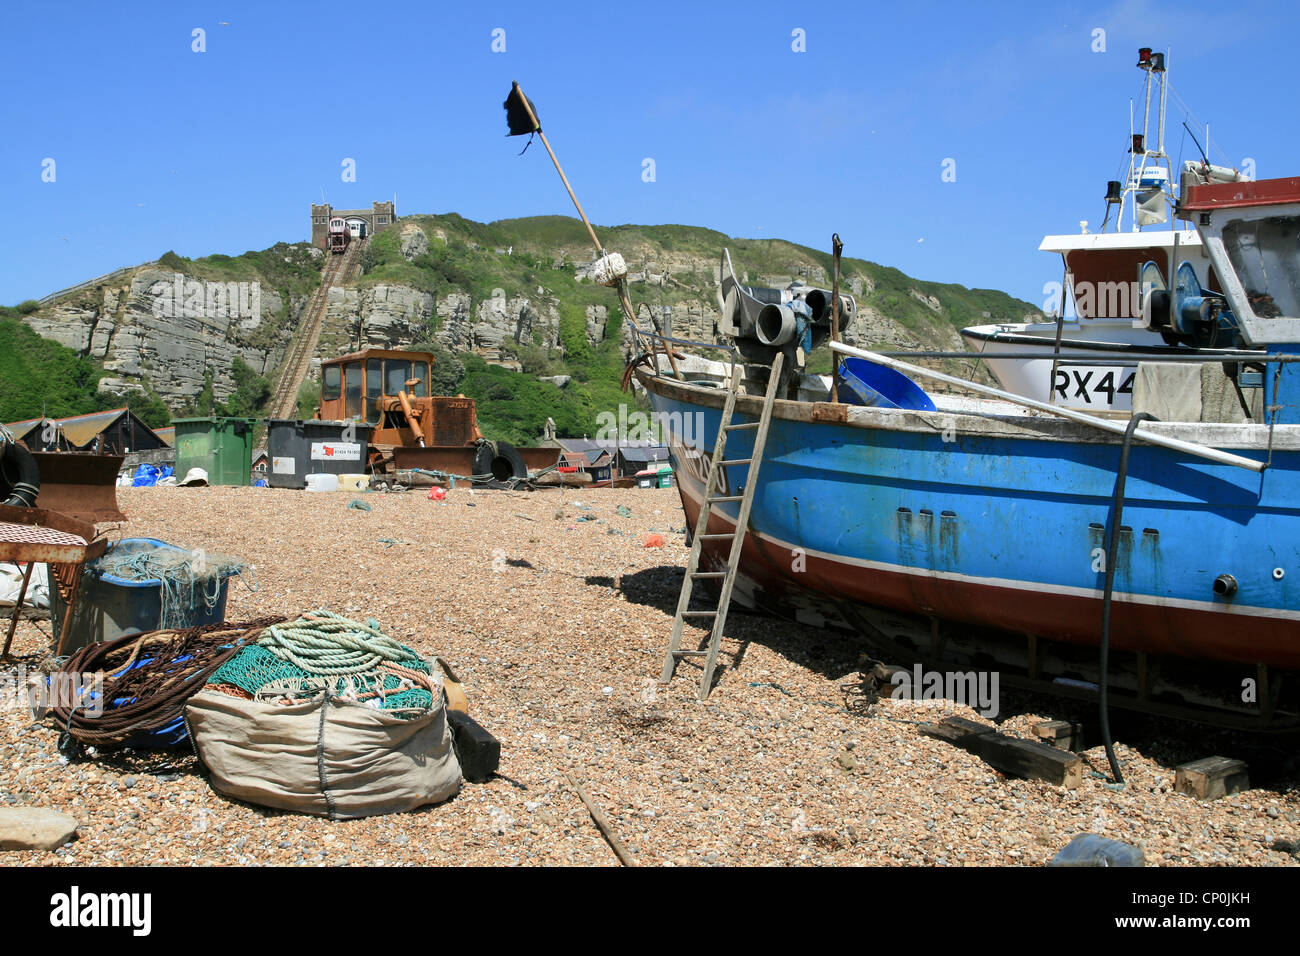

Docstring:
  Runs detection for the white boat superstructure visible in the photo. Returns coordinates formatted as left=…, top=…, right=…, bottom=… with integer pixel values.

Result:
left=961, top=46, right=1254, bottom=411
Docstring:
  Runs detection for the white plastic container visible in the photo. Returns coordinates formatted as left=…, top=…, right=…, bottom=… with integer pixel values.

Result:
left=337, top=473, right=370, bottom=492
left=304, top=473, right=340, bottom=492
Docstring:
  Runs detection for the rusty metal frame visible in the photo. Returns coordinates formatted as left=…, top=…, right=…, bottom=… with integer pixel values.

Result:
left=0, top=505, right=107, bottom=660
left=29, top=451, right=126, bottom=524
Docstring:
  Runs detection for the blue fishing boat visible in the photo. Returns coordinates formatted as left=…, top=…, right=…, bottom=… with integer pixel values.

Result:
left=637, top=176, right=1300, bottom=728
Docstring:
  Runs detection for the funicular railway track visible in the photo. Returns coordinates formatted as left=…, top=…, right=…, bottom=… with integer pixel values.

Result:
left=267, top=239, right=364, bottom=420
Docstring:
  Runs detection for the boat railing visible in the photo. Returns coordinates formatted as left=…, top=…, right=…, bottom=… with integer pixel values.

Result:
left=831, top=340, right=1268, bottom=473
left=627, top=318, right=741, bottom=385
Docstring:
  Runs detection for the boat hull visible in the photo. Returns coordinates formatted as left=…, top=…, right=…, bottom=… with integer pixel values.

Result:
left=641, top=372, right=1300, bottom=673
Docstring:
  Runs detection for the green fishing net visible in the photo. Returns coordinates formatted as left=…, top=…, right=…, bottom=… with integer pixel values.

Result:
left=207, top=612, right=435, bottom=714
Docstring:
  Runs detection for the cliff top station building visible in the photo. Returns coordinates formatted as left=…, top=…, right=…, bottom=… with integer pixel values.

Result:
left=309, top=201, right=397, bottom=248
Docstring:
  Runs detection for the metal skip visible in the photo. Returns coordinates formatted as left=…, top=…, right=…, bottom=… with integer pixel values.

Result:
left=31, top=451, right=127, bottom=524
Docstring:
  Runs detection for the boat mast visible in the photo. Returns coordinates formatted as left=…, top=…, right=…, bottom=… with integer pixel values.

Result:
left=1157, top=49, right=1169, bottom=157
left=1119, top=47, right=1172, bottom=233
left=1138, top=54, right=1154, bottom=209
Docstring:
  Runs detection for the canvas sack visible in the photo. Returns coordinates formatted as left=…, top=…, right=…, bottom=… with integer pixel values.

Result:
left=186, top=684, right=462, bottom=819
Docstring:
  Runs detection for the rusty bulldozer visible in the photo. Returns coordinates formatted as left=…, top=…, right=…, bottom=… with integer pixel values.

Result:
left=317, top=349, right=559, bottom=482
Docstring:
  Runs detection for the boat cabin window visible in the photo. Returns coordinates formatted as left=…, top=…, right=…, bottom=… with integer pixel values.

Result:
left=1223, top=216, right=1300, bottom=319
left=322, top=364, right=341, bottom=402
left=344, top=361, right=362, bottom=419
left=365, top=358, right=383, bottom=423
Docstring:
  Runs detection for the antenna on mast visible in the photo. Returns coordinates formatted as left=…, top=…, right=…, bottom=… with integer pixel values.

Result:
left=1183, top=122, right=1210, bottom=166
left=1122, top=46, right=1173, bottom=232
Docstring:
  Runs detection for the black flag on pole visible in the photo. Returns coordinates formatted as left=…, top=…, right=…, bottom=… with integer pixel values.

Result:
left=503, top=82, right=540, bottom=136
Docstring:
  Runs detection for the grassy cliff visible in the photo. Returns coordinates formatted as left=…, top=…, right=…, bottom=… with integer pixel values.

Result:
left=11, top=216, right=1040, bottom=441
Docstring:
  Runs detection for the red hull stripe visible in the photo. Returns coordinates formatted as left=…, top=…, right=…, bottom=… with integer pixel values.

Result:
left=679, top=485, right=1300, bottom=670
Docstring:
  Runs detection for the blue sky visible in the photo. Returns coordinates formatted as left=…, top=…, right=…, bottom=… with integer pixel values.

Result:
left=2, top=0, right=1295, bottom=308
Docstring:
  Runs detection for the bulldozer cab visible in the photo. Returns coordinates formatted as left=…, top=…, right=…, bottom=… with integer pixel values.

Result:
left=318, top=348, right=480, bottom=449
left=317, top=347, right=561, bottom=481
left=320, top=349, right=432, bottom=424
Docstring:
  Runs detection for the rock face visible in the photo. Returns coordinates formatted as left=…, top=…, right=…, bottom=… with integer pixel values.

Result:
left=0, top=807, right=78, bottom=851
left=585, top=305, right=607, bottom=343
left=655, top=302, right=718, bottom=343
left=24, top=267, right=297, bottom=406
left=23, top=304, right=98, bottom=353
left=910, top=289, right=942, bottom=313
left=399, top=223, right=429, bottom=261
left=320, top=284, right=435, bottom=355
left=314, top=282, right=567, bottom=370
left=431, top=289, right=561, bottom=364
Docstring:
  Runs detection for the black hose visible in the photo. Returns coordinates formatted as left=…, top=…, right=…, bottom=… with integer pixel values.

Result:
left=1099, top=411, right=1155, bottom=785
left=0, top=440, right=41, bottom=507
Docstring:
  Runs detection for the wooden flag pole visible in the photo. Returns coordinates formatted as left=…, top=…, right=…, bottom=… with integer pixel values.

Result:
left=512, top=82, right=681, bottom=379
left=519, top=113, right=603, bottom=253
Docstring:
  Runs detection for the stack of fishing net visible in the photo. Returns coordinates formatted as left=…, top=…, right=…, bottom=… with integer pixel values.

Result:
left=206, top=610, right=437, bottom=715
left=188, top=610, right=462, bottom=819
left=49, top=617, right=286, bottom=754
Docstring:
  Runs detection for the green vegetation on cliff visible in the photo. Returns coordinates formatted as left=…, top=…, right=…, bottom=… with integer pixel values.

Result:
left=352, top=214, right=1037, bottom=441
left=0, top=306, right=170, bottom=427
left=367, top=214, right=1035, bottom=346
left=0, top=306, right=108, bottom=422
left=177, top=358, right=272, bottom=420
left=163, top=243, right=321, bottom=296
left=15, top=214, right=1039, bottom=443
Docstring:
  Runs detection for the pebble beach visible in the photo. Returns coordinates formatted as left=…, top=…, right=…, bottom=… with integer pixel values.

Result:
left=1, top=485, right=1298, bottom=866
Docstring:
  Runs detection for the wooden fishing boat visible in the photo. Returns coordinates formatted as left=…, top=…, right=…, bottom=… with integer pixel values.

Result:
left=638, top=176, right=1300, bottom=729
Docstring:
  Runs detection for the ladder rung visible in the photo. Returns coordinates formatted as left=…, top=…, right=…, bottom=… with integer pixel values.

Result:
left=663, top=351, right=783, bottom=701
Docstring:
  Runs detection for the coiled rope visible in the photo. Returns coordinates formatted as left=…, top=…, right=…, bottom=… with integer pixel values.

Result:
left=209, top=611, right=436, bottom=714
left=256, top=610, right=419, bottom=676
left=50, top=617, right=287, bottom=751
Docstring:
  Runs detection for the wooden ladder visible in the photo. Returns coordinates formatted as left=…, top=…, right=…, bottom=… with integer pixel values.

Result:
left=661, top=351, right=784, bottom=699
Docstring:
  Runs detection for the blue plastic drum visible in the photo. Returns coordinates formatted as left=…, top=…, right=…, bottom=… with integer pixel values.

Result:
left=836, top=357, right=937, bottom=411
left=50, top=537, right=230, bottom=653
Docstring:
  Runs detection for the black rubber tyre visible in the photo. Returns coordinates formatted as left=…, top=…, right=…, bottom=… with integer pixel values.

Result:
left=0, top=441, right=41, bottom=507
left=472, top=441, right=528, bottom=482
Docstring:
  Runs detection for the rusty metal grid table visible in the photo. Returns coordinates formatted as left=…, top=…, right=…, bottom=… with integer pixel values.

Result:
left=0, top=504, right=109, bottom=659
